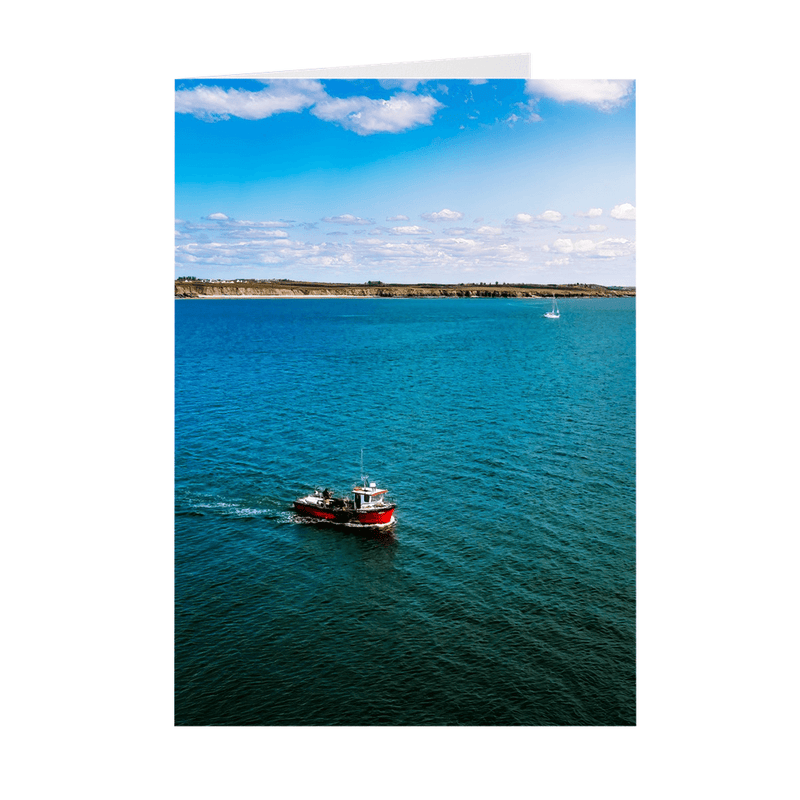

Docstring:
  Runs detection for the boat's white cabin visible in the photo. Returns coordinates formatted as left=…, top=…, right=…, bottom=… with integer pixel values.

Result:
left=352, top=481, right=388, bottom=509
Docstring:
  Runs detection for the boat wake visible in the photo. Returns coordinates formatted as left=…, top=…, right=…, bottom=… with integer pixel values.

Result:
left=292, top=513, right=397, bottom=530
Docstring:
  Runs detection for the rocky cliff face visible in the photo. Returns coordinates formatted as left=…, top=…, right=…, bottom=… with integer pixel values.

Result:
left=175, top=281, right=634, bottom=299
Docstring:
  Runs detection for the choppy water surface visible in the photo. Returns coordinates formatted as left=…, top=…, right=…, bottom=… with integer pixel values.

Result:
left=175, top=297, right=635, bottom=725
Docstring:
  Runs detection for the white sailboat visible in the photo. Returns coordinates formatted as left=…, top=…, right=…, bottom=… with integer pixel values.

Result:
left=543, top=294, right=560, bottom=319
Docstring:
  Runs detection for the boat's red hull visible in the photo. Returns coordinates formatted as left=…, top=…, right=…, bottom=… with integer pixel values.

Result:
left=293, top=501, right=395, bottom=527
left=352, top=507, right=395, bottom=525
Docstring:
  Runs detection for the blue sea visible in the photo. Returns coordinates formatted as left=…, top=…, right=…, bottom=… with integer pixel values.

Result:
left=175, top=296, right=635, bottom=726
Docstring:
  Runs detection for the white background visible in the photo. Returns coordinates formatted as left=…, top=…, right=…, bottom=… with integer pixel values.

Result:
left=4, top=2, right=797, bottom=798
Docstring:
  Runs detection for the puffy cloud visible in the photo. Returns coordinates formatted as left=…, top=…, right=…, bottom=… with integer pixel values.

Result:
left=386, top=215, right=409, bottom=221
left=378, top=79, right=424, bottom=91
left=610, top=203, right=636, bottom=220
left=175, top=240, right=264, bottom=267
left=525, top=80, right=634, bottom=112
left=175, top=81, right=325, bottom=122
left=206, top=212, right=229, bottom=220
left=552, top=238, right=595, bottom=254
left=390, top=225, right=432, bottom=235
left=322, top=214, right=375, bottom=225
left=176, top=81, right=443, bottom=135
left=575, top=208, right=603, bottom=218
left=420, top=208, right=464, bottom=222
left=511, top=210, right=562, bottom=225
left=475, top=226, right=503, bottom=235
left=311, top=92, right=443, bottom=135
left=537, top=209, right=563, bottom=222
left=588, top=224, right=608, bottom=232
left=594, top=237, right=636, bottom=257
left=548, top=236, right=635, bottom=258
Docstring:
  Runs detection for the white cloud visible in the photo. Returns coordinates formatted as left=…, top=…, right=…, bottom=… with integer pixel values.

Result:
left=506, top=100, right=542, bottom=125
left=576, top=208, right=603, bottom=218
left=176, top=225, right=536, bottom=274
left=386, top=215, right=409, bottom=221
left=236, top=219, right=289, bottom=228
left=594, top=238, right=636, bottom=257
left=610, top=203, right=636, bottom=220
left=421, top=208, right=464, bottom=222
left=511, top=210, right=562, bottom=225
left=175, top=82, right=325, bottom=122
left=378, top=79, right=424, bottom=92
left=551, top=239, right=573, bottom=253
left=536, top=209, right=563, bottom=222
left=322, top=214, right=375, bottom=225
left=176, top=81, right=443, bottom=135
left=390, top=225, right=432, bottom=235
left=311, top=92, right=443, bottom=135
left=226, top=229, right=289, bottom=239
left=187, top=215, right=290, bottom=231
left=525, top=80, right=634, bottom=112
left=549, top=236, right=635, bottom=259
left=552, top=238, right=596, bottom=254
left=176, top=202, right=634, bottom=277
left=588, top=224, right=608, bottom=232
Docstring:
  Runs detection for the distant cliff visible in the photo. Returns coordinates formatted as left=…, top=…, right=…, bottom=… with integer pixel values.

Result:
left=175, top=280, right=635, bottom=299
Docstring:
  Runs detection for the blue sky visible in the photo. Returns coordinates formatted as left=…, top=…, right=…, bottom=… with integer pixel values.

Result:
left=175, top=78, right=635, bottom=285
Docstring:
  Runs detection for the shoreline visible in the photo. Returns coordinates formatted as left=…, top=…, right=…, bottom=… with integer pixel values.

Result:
left=175, top=293, right=635, bottom=300
left=179, top=294, right=395, bottom=299
left=175, top=281, right=635, bottom=300
left=174, top=295, right=635, bottom=300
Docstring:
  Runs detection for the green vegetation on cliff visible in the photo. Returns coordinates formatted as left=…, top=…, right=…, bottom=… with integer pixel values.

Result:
left=175, top=279, right=634, bottom=299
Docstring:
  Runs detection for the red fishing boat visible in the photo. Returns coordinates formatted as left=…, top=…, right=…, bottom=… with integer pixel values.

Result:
left=293, top=467, right=396, bottom=528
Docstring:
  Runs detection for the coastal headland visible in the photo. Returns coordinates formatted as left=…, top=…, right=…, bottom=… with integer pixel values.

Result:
left=175, top=279, right=635, bottom=299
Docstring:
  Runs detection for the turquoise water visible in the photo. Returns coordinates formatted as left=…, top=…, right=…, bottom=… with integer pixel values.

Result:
left=175, top=296, right=635, bottom=725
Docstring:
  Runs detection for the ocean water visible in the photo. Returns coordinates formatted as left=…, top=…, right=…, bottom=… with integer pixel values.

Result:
left=175, top=296, right=635, bottom=726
